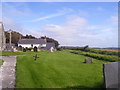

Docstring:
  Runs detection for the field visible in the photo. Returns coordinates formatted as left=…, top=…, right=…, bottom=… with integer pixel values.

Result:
left=95, top=49, right=119, bottom=52
left=16, top=50, right=109, bottom=88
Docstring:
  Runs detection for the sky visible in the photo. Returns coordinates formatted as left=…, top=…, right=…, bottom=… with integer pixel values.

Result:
left=0, top=2, right=118, bottom=48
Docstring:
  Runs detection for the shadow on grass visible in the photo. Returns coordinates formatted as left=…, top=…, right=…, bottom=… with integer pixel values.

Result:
left=67, top=82, right=106, bottom=90
left=67, top=83, right=106, bottom=90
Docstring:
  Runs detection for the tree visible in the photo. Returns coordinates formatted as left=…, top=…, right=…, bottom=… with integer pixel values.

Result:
left=83, top=45, right=89, bottom=50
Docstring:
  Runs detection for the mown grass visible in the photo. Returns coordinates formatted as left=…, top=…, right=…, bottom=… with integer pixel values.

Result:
left=0, top=59, right=3, bottom=66
left=16, top=50, right=109, bottom=88
left=0, top=51, right=33, bottom=56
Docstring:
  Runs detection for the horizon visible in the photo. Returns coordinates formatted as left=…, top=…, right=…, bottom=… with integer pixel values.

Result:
left=1, top=2, right=118, bottom=48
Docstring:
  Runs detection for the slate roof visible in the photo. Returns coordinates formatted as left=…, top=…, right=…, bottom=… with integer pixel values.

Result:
left=18, top=39, right=46, bottom=44
left=43, top=42, right=56, bottom=50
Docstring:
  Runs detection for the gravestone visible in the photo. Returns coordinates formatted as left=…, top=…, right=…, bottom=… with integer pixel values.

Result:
left=49, top=47, right=54, bottom=52
left=103, top=62, right=120, bottom=88
left=84, top=58, right=93, bottom=63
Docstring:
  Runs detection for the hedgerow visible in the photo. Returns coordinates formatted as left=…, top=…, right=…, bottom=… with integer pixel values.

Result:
left=70, top=50, right=119, bottom=62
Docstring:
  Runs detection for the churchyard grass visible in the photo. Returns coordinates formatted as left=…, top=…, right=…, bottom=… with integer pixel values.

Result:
left=0, top=51, right=32, bottom=56
left=0, top=59, right=3, bottom=66
left=16, top=50, right=109, bottom=88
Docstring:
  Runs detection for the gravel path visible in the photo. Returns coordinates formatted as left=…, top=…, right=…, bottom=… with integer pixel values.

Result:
left=0, top=56, right=17, bottom=89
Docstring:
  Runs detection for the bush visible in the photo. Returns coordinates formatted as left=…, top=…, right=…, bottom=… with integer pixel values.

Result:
left=57, top=47, right=63, bottom=51
left=23, top=48, right=26, bottom=52
left=71, top=50, right=120, bottom=62
left=81, top=48, right=119, bottom=57
left=34, top=46, right=38, bottom=52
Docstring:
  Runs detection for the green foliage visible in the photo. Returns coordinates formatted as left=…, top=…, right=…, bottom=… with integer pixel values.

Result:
left=57, top=47, right=63, bottom=51
left=60, top=46, right=83, bottom=50
left=71, top=51, right=119, bottom=62
left=1, top=51, right=33, bottom=56
left=0, top=59, right=3, bottom=66
left=22, top=34, right=36, bottom=39
left=16, top=51, right=108, bottom=88
left=83, top=45, right=89, bottom=50
left=5, top=31, right=36, bottom=44
left=33, top=46, right=38, bottom=52
left=82, top=48, right=119, bottom=57
left=5, top=31, right=23, bottom=44
left=23, top=48, right=26, bottom=52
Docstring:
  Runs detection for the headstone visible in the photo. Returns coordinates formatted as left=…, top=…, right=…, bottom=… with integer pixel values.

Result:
left=84, top=58, right=93, bottom=63
left=103, top=62, right=120, bottom=88
left=50, top=47, right=54, bottom=52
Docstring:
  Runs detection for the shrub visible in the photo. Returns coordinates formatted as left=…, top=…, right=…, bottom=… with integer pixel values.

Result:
left=71, top=50, right=120, bottom=62
left=34, top=46, right=38, bottom=52
left=23, top=48, right=26, bottom=52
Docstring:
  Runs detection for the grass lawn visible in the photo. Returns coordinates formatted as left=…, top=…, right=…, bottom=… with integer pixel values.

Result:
left=16, top=50, right=109, bottom=88
left=0, top=51, right=32, bottom=56
left=0, top=59, right=3, bottom=66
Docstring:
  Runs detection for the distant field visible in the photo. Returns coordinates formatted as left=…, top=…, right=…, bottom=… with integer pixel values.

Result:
left=16, top=50, right=109, bottom=88
left=95, top=49, right=119, bottom=52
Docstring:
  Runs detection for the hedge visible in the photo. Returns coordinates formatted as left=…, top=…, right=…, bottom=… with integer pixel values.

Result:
left=70, top=51, right=120, bottom=62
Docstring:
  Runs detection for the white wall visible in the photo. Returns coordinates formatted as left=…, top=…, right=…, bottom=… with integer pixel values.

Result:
left=18, top=44, right=46, bottom=48
left=18, top=44, right=31, bottom=48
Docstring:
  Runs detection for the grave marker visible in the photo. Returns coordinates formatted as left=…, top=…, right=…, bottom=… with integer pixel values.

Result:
left=84, top=58, right=93, bottom=63
left=33, top=54, right=39, bottom=61
left=103, top=62, right=120, bottom=88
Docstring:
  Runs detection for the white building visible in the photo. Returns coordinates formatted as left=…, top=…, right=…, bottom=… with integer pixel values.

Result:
left=18, top=39, right=47, bottom=48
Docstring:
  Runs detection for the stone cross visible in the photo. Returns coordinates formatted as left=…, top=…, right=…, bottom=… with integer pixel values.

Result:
left=33, top=54, right=39, bottom=61
left=103, top=62, right=120, bottom=88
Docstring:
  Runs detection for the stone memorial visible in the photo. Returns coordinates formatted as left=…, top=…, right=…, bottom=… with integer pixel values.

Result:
left=33, top=54, right=39, bottom=61
left=103, top=62, right=120, bottom=88
left=49, top=47, right=54, bottom=52
left=84, top=58, right=93, bottom=63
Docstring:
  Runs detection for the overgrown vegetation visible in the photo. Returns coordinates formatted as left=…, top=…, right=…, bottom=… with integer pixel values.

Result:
left=82, top=48, right=119, bottom=57
left=70, top=50, right=119, bottom=62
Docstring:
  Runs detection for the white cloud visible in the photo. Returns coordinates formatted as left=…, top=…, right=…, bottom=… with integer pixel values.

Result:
left=3, top=2, right=33, bottom=17
left=27, top=8, right=73, bottom=22
left=109, top=16, right=118, bottom=25
left=3, top=16, right=24, bottom=32
left=96, top=7, right=104, bottom=11
left=41, top=15, right=118, bottom=47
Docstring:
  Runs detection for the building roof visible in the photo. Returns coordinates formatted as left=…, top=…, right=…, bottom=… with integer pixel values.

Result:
left=18, top=39, right=46, bottom=44
left=43, top=42, right=56, bottom=50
